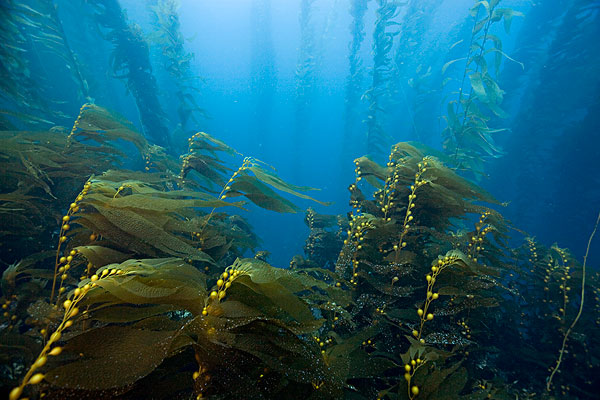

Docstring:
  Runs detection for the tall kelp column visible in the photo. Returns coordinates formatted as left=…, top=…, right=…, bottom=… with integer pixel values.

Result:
left=148, top=0, right=206, bottom=136
left=86, top=0, right=171, bottom=149
left=342, top=0, right=370, bottom=158
left=0, top=0, right=88, bottom=128
left=364, top=0, right=401, bottom=157
left=250, top=0, right=277, bottom=150
left=493, top=0, right=600, bottom=243
left=441, top=0, right=522, bottom=177
left=292, top=0, right=317, bottom=173
left=392, top=0, right=441, bottom=143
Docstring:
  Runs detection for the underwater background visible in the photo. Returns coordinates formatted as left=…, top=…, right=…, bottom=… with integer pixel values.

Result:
left=1, top=0, right=599, bottom=399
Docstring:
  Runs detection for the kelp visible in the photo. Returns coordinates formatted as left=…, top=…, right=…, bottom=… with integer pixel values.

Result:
left=2, top=131, right=599, bottom=399
left=393, top=0, right=442, bottom=143
left=64, top=173, right=251, bottom=268
left=364, top=0, right=402, bottom=156
left=0, top=105, right=153, bottom=258
left=66, top=104, right=149, bottom=155
left=301, top=208, right=346, bottom=270
left=342, top=0, right=370, bottom=156
left=441, top=0, right=523, bottom=177
left=148, top=0, right=206, bottom=129
left=0, top=0, right=86, bottom=128
left=322, top=141, right=521, bottom=398
left=292, top=0, right=317, bottom=171
left=182, top=132, right=330, bottom=213
left=85, top=0, right=171, bottom=148
left=13, top=257, right=346, bottom=398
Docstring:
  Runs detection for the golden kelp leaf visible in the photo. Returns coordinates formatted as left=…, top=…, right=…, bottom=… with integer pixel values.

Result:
left=86, top=258, right=207, bottom=315
left=223, top=258, right=328, bottom=332
left=101, top=192, right=244, bottom=212
left=71, top=104, right=148, bottom=154
left=416, top=361, right=467, bottom=400
left=353, top=156, right=388, bottom=184
left=223, top=320, right=329, bottom=382
left=326, top=325, right=381, bottom=380
left=73, top=245, right=130, bottom=268
left=248, top=165, right=331, bottom=206
left=189, top=131, right=237, bottom=155
left=227, top=276, right=317, bottom=331
left=45, top=326, right=176, bottom=390
left=227, top=175, right=300, bottom=213
left=183, top=314, right=341, bottom=397
left=80, top=204, right=215, bottom=263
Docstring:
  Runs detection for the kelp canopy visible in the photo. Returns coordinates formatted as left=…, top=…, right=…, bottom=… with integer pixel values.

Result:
left=1, top=105, right=598, bottom=400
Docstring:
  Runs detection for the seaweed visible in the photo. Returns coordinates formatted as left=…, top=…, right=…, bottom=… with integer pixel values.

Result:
left=364, top=0, right=402, bottom=157
left=342, top=0, right=370, bottom=156
left=148, top=0, right=207, bottom=130
left=2, top=118, right=599, bottom=399
left=441, top=0, right=523, bottom=177
left=0, top=0, right=84, bottom=127
left=292, top=0, right=317, bottom=171
left=85, top=0, right=171, bottom=148
left=1, top=2, right=600, bottom=397
left=0, top=105, right=148, bottom=259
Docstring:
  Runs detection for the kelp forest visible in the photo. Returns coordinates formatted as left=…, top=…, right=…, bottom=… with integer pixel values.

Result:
left=1, top=0, right=599, bottom=399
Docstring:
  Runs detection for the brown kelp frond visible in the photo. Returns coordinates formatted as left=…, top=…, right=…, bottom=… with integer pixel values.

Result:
left=352, top=142, right=501, bottom=233
left=69, top=177, right=248, bottom=264
left=0, top=125, right=136, bottom=251
left=19, top=256, right=344, bottom=398
left=182, top=132, right=330, bottom=212
left=67, top=104, right=149, bottom=156
left=205, top=258, right=346, bottom=332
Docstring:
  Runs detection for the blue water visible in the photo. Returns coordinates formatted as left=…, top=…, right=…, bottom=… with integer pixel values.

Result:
left=152, top=0, right=598, bottom=267
left=11, top=0, right=600, bottom=266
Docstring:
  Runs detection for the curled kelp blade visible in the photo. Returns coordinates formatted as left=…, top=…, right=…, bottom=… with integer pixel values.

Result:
left=70, top=176, right=252, bottom=263
left=45, top=325, right=178, bottom=391
left=83, top=258, right=207, bottom=316
left=68, top=104, right=149, bottom=155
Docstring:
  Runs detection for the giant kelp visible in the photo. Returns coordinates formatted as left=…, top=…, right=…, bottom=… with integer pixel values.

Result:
left=0, top=105, right=346, bottom=399
left=0, top=0, right=86, bottom=128
left=250, top=0, right=277, bottom=149
left=292, top=0, right=318, bottom=173
left=491, top=0, right=600, bottom=248
left=2, top=2, right=600, bottom=398
left=85, top=0, right=171, bottom=148
left=0, top=104, right=149, bottom=260
left=364, top=0, right=402, bottom=157
left=148, top=0, right=206, bottom=131
left=342, top=0, right=370, bottom=157
left=442, top=0, right=523, bottom=177
left=392, top=0, right=441, bottom=143
left=1, top=110, right=599, bottom=399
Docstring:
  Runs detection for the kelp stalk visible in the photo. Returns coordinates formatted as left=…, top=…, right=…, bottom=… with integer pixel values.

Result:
left=342, top=0, right=369, bottom=155
left=546, top=211, right=600, bottom=391
left=10, top=269, right=123, bottom=400
left=365, top=0, right=400, bottom=156
left=88, top=0, right=171, bottom=148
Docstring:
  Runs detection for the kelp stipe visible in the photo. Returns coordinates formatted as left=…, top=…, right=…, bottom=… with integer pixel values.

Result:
left=364, top=0, right=401, bottom=157
left=546, top=212, right=599, bottom=393
left=85, top=0, right=171, bottom=148
left=442, top=0, right=523, bottom=177
left=342, top=0, right=370, bottom=156
left=148, top=0, right=207, bottom=130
